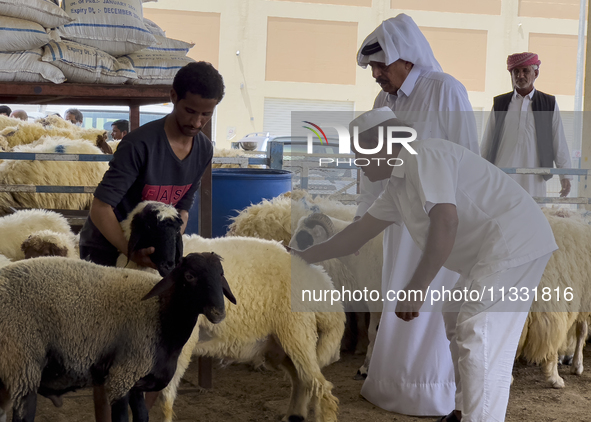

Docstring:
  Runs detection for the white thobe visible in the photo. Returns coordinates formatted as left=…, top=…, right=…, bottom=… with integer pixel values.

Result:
left=368, top=139, right=557, bottom=421
left=480, top=89, right=572, bottom=197
left=359, top=66, right=479, bottom=416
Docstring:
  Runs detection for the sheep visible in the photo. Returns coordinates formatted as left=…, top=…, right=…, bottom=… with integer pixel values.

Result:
left=0, top=253, right=235, bottom=422
left=0, top=208, right=73, bottom=261
left=159, top=234, right=345, bottom=422
left=515, top=208, right=591, bottom=388
left=20, top=229, right=78, bottom=259
left=116, top=201, right=184, bottom=276
left=212, top=147, right=261, bottom=169
left=291, top=212, right=383, bottom=380
left=0, top=137, right=109, bottom=212
left=228, top=193, right=378, bottom=375
left=116, top=201, right=345, bottom=422
left=227, top=191, right=357, bottom=246
left=0, top=114, right=106, bottom=150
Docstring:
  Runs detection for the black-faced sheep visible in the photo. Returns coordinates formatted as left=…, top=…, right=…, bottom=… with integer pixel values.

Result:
left=0, top=254, right=235, bottom=422
left=117, top=201, right=345, bottom=422
left=116, top=201, right=184, bottom=277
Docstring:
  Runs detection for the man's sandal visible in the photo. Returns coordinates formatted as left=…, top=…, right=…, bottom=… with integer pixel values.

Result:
left=435, top=411, right=461, bottom=422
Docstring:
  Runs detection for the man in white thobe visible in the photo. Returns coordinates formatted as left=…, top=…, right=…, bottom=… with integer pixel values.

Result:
left=481, top=52, right=571, bottom=197
left=355, top=14, right=479, bottom=416
left=291, top=109, right=557, bottom=422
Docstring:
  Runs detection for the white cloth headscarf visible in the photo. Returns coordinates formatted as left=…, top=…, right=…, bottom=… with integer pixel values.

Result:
left=357, top=13, right=442, bottom=72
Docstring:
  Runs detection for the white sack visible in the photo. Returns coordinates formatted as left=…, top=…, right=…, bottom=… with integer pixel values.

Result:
left=0, top=16, right=51, bottom=52
left=0, top=0, right=73, bottom=28
left=60, top=0, right=156, bottom=56
left=0, top=49, right=65, bottom=84
left=122, top=51, right=193, bottom=85
left=42, top=39, right=137, bottom=84
left=147, top=35, right=193, bottom=55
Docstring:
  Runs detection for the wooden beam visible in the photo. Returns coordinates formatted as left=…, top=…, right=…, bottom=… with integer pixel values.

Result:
left=0, top=82, right=171, bottom=107
left=129, top=104, right=140, bottom=131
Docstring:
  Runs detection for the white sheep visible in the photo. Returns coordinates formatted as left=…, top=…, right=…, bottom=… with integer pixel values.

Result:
left=227, top=191, right=357, bottom=246
left=228, top=194, right=380, bottom=377
left=291, top=212, right=384, bottom=380
left=0, top=253, right=235, bottom=421
left=212, top=148, right=261, bottom=169
left=115, top=201, right=345, bottom=422
left=0, top=137, right=109, bottom=212
left=160, top=234, right=345, bottom=422
left=0, top=114, right=106, bottom=150
left=515, top=208, right=591, bottom=388
left=0, top=208, right=73, bottom=261
left=20, top=229, right=78, bottom=259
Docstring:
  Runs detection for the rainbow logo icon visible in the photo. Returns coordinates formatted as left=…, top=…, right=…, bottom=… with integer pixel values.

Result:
left=302, top=121, right=329, bottom=145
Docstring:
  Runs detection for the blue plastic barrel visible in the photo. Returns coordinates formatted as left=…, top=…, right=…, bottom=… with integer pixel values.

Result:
left=185, top=168, right=292, bottom=238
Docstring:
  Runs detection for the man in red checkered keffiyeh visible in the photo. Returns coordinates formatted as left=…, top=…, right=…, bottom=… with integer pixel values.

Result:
left=481, top=51, right=572, bottom=199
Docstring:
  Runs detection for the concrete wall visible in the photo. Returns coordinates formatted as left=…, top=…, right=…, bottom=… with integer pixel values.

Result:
left=143, top=0, right=586, bottom=148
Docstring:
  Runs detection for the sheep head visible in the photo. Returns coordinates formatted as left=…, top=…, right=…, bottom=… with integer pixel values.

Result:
left=21, top=232, right=70, bottom=259
left=128, top=202, right=184, bottom=277
left=142, top=252, right=236, bottom=324
left=95, top=133, right=112, bottom=154
left=291, top=213, right=335, bottom=250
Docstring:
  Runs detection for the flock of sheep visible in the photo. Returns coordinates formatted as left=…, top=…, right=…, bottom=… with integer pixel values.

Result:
left=0, top=115, right=588, bottom=421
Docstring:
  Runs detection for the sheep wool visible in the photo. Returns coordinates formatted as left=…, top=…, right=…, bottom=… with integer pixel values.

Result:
left=21, top=229, right=78, bottom=259
left=0, top=115, right=106, bottom=149
left=516, top=209, right=591, bottom=388
left=159, top=234, right=345, bottom=422
left=0, top=209, right=72, bottom=261
left=0, top=137, right=109, bottom=211
left=0, top=258, right=162, bottom=416
left=227, top=191, right=357, bottom=246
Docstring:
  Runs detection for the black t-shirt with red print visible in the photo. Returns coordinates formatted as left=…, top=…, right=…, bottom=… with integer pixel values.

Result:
left=79, top=116, right=213, bottom=252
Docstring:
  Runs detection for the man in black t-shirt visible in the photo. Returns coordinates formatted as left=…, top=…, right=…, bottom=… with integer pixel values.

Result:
left=79, top=61, right=224, bottom=422
left=80, top=61, right=224, bottom=269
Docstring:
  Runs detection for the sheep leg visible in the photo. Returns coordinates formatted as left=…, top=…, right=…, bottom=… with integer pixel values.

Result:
left=11, top=390, right=37, bottom=422
left=355, top=312, right=380, bottom=380
left=277, top=314, right=339, bottom=422
left=571, top=320, right=588, bottom=376
left=280, top=357, right=310, bottom=422
left=129, top=389, right=149, bottom=422
left=541, top=353, right=565, bottom=388
left=110, top=393, right=130, bottom=422
left=160, top=338, right=197, bottom=422
left=354, top=312, right=369, bottom=355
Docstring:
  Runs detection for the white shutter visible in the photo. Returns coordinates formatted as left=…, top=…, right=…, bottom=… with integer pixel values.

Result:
left=263, top=98, right=354, bottom=137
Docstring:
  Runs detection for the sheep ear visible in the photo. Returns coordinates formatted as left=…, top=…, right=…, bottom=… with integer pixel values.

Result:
left=221, top=275, right=236, bottom=305
left=142, top=273, right=175, bottom=301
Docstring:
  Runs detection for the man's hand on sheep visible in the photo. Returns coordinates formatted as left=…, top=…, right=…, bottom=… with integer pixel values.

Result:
left=129, top=246, right=157, bottom=270
left=560, top=178, right=571, bottom=197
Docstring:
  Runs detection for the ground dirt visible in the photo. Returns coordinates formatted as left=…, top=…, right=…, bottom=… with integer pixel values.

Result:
left=24, top=345, right=591, bottom=422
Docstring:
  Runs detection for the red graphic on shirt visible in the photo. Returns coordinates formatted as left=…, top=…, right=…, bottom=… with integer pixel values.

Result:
left=142, top=184, right=192, bottom=205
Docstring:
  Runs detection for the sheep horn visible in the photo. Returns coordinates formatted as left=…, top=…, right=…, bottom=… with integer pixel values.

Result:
left=303, top=213, right=335, bottom=237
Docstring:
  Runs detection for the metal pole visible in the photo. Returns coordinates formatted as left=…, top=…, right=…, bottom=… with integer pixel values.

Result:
left=573, top=0, right=587, bottom=162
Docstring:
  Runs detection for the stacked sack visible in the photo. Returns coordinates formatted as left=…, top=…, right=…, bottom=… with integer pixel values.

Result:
left=0, top=0, right=195, bottom=85
left=0, top=0, right=71, bottom=83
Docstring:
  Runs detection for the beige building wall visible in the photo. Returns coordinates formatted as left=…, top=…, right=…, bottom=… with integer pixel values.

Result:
left=144, top=0, right=585, bottom=149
